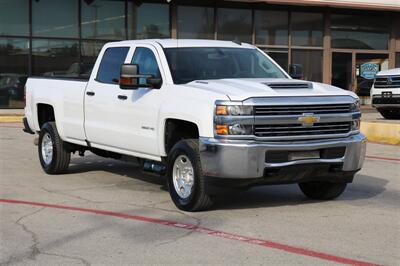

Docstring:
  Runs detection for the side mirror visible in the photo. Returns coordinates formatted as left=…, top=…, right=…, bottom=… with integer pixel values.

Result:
left=119, top=64, right=162, bottom=90
left=119, top=64, right=141, bottom=90
left=289, top=64, right=303, bottom=79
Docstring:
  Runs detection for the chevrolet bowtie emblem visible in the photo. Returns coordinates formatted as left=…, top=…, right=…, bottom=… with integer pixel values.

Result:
left=298, top=113, right=320, bottom=126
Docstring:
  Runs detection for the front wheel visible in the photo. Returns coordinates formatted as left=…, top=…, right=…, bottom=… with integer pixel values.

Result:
left=38, top=122, right=71, bottom=174
left=167, top=139, right=213, bottom=211
left=299, top=181, right=347, bottom=200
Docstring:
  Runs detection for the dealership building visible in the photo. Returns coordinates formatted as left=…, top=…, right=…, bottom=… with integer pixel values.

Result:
left=0, top=0, right=399, bottom=108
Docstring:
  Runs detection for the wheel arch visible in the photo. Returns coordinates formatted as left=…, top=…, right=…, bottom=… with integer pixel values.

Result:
left=162, top=118, right=200, bottom=156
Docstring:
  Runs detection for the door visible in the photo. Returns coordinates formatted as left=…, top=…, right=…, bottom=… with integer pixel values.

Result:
left=84, top=46, right=132, bottom=150
left=355, top=54, right=388, bottom=99
left=331, top=52, right=389, bottom=104
left=84, top=44, right=165, bottom=158
left=115, top=44, right=165, bottom=156
left=332, top=52, right=352, bottom=91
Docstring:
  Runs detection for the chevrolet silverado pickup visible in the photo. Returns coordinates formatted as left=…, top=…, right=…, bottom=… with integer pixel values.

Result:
left=371, top=68, right=400, bottom=119
left=23, top=39, right=366, bottom=211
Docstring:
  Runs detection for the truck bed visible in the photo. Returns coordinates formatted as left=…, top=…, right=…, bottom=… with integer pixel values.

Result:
left=25, top=77, right=89, bottom=146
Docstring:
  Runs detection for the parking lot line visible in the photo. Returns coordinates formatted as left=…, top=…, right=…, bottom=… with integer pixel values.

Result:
left=366, top=155, right=400, bottom=162
left=0, top=199, right=380, bottom=266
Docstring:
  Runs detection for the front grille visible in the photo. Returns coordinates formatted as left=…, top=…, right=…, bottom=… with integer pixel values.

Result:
left=254, top=104, right=351, bottom=116
left=372, top=95, right=400, bottom=105
left=254, top=122, right=352, bottom=138
left=374, top=76, right=400, bottom=88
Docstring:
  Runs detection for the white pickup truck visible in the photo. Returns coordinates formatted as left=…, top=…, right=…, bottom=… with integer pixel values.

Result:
left=371, top=68, right=400, bottom=119
left=24, top=39, right=366, bottom=211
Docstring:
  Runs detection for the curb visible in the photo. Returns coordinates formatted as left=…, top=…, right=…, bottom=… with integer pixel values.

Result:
left=0, top=116, right=23, bottom=123
left=360, top=121, right=400, bottom=145
left=1, top=116, right=398, bottom=145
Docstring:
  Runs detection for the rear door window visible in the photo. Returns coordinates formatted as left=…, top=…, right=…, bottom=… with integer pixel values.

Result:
left=96, top=47, right=129, bottom=84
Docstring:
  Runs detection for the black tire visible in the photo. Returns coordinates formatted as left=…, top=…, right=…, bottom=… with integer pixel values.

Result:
left=378, top=108, right=400, bottom=120
left=38, top=122, right=70, bottom=174
left=166, top=139, right=213, bottom=211
left=299, top=181, right=347, bottom=200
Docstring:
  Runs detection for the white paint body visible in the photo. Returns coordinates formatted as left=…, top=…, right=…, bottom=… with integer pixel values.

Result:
left=25, top=39, right=359, bottom=162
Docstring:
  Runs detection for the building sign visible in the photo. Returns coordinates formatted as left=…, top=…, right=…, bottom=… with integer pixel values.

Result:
left=360, top=63, right=379, bottom=79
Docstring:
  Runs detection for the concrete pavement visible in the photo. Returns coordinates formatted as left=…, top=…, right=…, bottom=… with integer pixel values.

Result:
left=0, top=125, right=399, bottom=265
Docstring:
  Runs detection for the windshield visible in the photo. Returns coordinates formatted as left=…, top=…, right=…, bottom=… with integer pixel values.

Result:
left=163, top=47, right=287, bottom=84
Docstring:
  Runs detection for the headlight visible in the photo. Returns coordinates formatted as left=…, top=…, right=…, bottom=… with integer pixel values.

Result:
left=215, top=124, right=253, bottom=135
left=351, top=119, right=360, bottom=131
left=216, top=105, right=253, bottom=116
left=350, top=100, right=360, bottom=112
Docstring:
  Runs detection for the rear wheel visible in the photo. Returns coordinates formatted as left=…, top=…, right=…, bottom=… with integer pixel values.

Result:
left=38, top=122, right=70, bottom=174
left=377, top=108, right=400, bottom=120
left=167, top=139, right=213, bottom=211
left=299, top=181, right=347, bottom=200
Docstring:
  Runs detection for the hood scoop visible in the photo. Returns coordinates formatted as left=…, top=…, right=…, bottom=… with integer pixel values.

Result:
left=264, top=82, right=313, bottom=89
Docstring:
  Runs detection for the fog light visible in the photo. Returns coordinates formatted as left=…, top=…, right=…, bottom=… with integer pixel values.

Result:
left=228, top=124, right=252, bottom=135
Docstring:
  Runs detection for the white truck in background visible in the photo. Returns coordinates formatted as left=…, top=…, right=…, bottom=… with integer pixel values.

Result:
left=371, top=68, right=400, bottom=119
left=23, top=39, right=366, bottom=211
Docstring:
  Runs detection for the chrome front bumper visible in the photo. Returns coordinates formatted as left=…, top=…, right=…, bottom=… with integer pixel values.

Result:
left=199, top=133, right=366, bottom=179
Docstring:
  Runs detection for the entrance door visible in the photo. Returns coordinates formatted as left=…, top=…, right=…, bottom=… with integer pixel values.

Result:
left=355, top=54, right=389, bottom=97
left=332, top=52, right=352, bottom=91
left=331, top=52, right=389, bottom=104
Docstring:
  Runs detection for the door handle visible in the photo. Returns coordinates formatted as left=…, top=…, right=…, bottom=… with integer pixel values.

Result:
left=118, top=95, right=128, bottom=100
left=86, top=91, right=95, bottom=96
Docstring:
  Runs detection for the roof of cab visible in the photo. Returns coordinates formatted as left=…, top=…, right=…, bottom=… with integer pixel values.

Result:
left=109, top=39, right=255, bottom=49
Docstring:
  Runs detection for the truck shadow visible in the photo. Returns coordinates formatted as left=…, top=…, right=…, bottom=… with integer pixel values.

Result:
left=213, top=174, right=391, bottom=210
left=68, top=155, right=392, bottom=210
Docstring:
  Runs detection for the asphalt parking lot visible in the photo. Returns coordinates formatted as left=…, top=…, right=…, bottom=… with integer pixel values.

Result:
left=0, top=124, right=399, bottom=265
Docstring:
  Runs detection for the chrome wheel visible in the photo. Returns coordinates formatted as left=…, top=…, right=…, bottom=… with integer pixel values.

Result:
left=172, top=155, right=194, bottom=199
left=41, top=132, right=53, bottom=165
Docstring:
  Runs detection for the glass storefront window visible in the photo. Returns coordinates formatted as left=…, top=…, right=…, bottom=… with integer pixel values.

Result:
left=81, top=0, right=125, bottom=40
left=356, top=54, right=388, bottom=97
left=396, top=53, right=400, bottom=68
left=177, top=6, right=214, bottom=39
left=32, top=39, right=79, bottom=77
left=32, top=0, right=78, bottom=38
left=264, top=49, right=288, bottom=71
left=0, top=38, right=29, bottom=108
left=81, top=41, right=108, bottom=77
left=331, top=14, right=390, bottom=50
left=217, top=8, right=252, bottom=43
left=128, top=2, right=169, bottom=39
left=0, top=0, right=29, bottom=36
left=255, top=10, right=288, bottom=46
left=291, top=49, right=323, bottom=82
left=291, top=12, right=323, bottom=47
